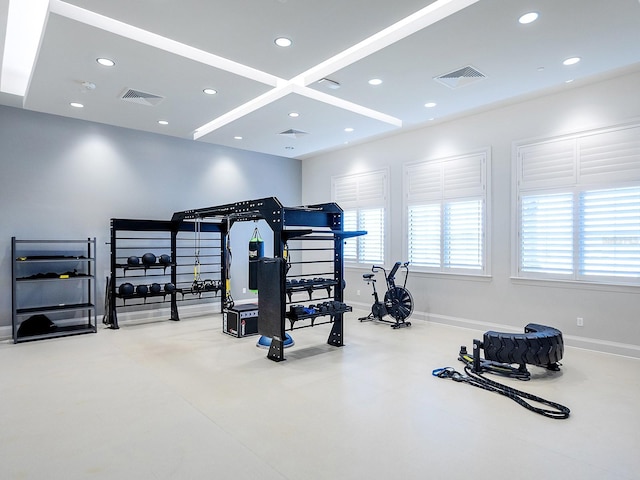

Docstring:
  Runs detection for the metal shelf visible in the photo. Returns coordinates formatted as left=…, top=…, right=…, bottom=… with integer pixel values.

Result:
left=12, top=237, right=97, bottom=343
left=14, top=324, right=97, bottom=344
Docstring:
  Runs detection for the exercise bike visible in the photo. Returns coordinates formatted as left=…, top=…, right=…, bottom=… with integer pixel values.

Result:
left=359, top=261, right=413, bottom=329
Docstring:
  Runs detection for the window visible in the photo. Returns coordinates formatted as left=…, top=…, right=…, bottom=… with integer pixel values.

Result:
left=515, top=123, right=640, bottom=284
left=332, top=170, right=388, bottom=265
left=404, top=150, right=489, bottom=274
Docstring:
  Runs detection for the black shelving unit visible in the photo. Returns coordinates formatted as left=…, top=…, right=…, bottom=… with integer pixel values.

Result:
left=11, top=237, right=97, bottom=343
left=104, top=219, right=225, bottom=329
left=172, top=197, right=366, bottom=361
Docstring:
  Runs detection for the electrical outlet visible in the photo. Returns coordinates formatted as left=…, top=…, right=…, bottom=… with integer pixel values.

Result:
left=357, top=290, right=361, bottom=296
left=242, top=287, right=246, bottom=294
left=577, top=317, right=584, bottom=327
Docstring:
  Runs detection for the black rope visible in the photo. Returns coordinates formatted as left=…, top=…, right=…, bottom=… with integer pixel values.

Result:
left=432, top=366, right=571, bottom=420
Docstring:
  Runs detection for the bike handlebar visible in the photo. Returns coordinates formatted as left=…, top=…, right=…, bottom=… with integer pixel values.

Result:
left=371, top=264, right=385, bottom=274
left=369, top=261, right=411, bottom=289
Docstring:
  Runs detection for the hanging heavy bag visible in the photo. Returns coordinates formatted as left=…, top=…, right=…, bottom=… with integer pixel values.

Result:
left=248, top=227, right=264, bottom=291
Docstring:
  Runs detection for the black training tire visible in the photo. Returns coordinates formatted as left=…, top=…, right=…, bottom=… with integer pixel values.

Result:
left=482, top=323, right=563, bottom=367
left=384, top=286, right=414, bottom=322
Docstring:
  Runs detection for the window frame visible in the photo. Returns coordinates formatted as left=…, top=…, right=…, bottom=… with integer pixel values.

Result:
left=332, top=168, right=389, bottom=267
left=403, top=148, right=491, bottom=276
left=512, top=122, right=640, bottom=286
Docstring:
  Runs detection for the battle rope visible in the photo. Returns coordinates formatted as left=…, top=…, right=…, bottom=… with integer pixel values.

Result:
left=432, top=366, right=571, bottom=420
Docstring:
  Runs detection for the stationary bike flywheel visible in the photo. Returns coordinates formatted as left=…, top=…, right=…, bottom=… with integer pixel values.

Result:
left=371, top=302, right=386, bottom=319
left=384, top=286, right=414, bottom=321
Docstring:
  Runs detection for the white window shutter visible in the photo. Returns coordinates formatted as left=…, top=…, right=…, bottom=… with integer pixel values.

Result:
left=444, top=199, right=483, bottom=270
left=443, top=153, right=485, bottom=198
left=518, top=139, right=576, bottom=190
left=408, top=203, right=441, bottom=267
left=579, top=186, right=640, bottom=279
left=520, top=192, right=574, bottom=275
left=332, top=175, right=358, bottom=208
left=516, top=122, right=640, bottom=285
left=578, top=125, right=640, bottom=185
left=405, top=150, right=488, bottom=273
left=406, top=161, right=441, bottom=202
left=333, top=169, right=388, bottom=265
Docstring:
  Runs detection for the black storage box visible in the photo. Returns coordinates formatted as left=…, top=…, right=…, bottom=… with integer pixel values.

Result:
left=223, top=303, right=259, bottom=338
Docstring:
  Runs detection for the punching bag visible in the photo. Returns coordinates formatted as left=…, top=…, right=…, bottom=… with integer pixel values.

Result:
left=248, top=227, right=264, bottom=291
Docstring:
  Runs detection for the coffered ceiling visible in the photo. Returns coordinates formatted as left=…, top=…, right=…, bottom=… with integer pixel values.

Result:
left=1, top=0, right=639, bottom=159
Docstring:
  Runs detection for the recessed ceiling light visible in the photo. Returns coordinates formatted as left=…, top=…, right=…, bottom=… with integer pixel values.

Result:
left=424, top=102, right=437, bottom=108
left=274, top=37, right=292, bottom=47
left=203, top=88, right=217, bottom=95
left=563, top=57, right=581, bottom=66
left=96, top=57, right=115, bottom=67
left=70, top=102, right=84, bottom=108
left=344, top=127, right=354, bottom=132
left=288, top=112, right=299, bottom=118
left=234, top=136, right=243, bottom=140
left=368, top=78, right=383, bottom=86
left=158, top=120, right=169, bottom=125
left=518, top=12, right=539, bottom=24
left=565, top=79, right=574, bottom=84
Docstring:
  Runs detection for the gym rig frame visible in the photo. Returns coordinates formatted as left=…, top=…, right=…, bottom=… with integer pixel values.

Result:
left=172, top=197, right=365, bottom=362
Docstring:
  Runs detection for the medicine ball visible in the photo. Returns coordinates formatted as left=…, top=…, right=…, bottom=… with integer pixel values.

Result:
left=136, top=284, right=148, bottom=296
left=127, top=256, right=140, bottom=266
left=142, top=252, right=157, bottom=266
left=159, top=254, right=172, bottom=265
left=150, top=283, right=161, bottom=294
left=119, top=282, right=134, bottom=296
left=164, top=282, right=176, bottom=293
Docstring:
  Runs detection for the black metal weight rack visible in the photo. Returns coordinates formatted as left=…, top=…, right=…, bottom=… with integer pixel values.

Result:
left=12, top=237, right=97, bottom=343
left=104, top=218, right=225, bottom=329
left=172, top=197, right=366, bottom=361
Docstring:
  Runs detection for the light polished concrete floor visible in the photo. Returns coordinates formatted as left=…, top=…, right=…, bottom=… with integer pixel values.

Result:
left=1, top=310, right=638, bottom=480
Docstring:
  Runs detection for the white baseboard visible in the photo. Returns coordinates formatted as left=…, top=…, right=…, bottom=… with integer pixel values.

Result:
left=4, top=302, right=638, bottom=358
left=422, top=311, right=640, bottom=359
left=352, top=303, right=640, bottom=359
left=0, top=325, right=12, bottom=342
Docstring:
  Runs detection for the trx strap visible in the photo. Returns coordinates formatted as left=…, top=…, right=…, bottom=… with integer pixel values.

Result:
left=283, top=242, right=291, bottom=274
left=191, top=217, right=204, bottom=296
left=194, top=216, right=202, bottom=282
left=224, top=217, right=234, bottom=309
left=432, top=366, right=571, bottom=420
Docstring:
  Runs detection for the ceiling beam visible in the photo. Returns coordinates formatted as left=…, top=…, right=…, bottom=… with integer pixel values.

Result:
left=49, top=0, right=282, bottom=87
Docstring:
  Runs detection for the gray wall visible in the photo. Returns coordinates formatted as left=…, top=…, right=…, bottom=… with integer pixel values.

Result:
left=301, top=67, right=640, bottom=357
left=0, top=106, right=301, bottom=330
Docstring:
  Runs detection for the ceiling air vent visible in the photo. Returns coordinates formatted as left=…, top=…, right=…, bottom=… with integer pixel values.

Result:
left=434, top=65, right=486, bottom=89
left=120, top=88, right=164, bottom=106
left=278, top=129, right=309, bottom=138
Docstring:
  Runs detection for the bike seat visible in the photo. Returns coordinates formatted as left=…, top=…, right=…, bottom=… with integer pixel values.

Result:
left=362, top=273, right=375, bottom=280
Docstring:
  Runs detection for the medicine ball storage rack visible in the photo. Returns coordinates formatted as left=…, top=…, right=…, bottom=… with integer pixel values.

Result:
left=172, top=197, right=366, bottom=362
left=11, top=237, right=97, bottom=343
left=104, top=218, right=224, bottom=329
